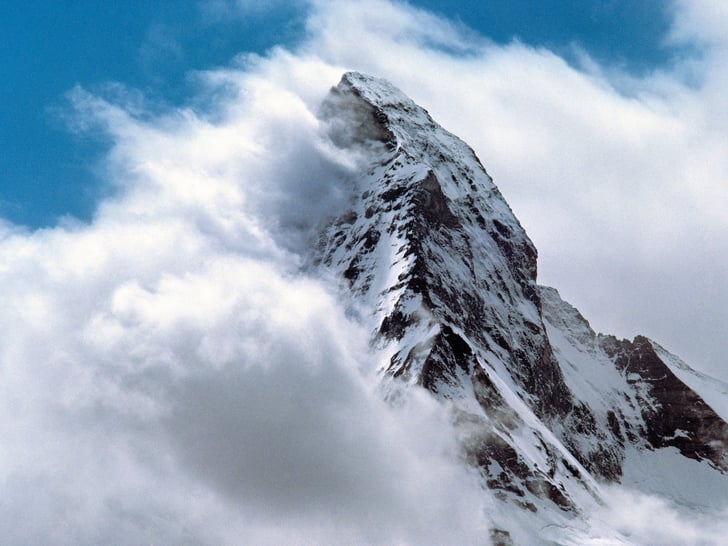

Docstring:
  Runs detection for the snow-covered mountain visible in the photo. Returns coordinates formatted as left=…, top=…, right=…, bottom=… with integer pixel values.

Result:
left=313, top=72, right=728, bottom=544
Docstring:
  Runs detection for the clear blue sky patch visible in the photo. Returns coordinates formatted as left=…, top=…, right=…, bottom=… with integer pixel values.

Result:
left=0, top=1, right=678, bottom=228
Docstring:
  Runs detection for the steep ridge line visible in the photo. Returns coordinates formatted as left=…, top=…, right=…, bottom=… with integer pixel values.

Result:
left=314, top=71, right=728, bottom=539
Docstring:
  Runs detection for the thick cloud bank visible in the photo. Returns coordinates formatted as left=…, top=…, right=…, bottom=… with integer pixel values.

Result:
left=0, top=43, right=490, bottom=545
left=2, top=0, right=728, bottom=543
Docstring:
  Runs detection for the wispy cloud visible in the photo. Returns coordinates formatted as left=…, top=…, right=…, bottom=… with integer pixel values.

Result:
left=200, top=0, right=308, bottom=20
left=587, top=486, right=728, bottom=546
left=138, top=23, right=185, bottom=78
left=0, top=30, right=488, bottom=543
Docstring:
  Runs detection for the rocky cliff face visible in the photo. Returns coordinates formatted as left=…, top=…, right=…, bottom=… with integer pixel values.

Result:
left=314, top=72, right=728, bottom=539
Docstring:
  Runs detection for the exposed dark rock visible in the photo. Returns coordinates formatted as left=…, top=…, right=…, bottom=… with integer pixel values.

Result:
left=413, top=171, right=459, bottom=227
left=378, top=306, right=414, bottom=341
left=603, top=336, right=728, bottom=471
left=472, top=367, right=520, bottom=431
left=419, top=326, right=474, bottom=392
left=490, top=529, right=514, bottom=546
left=607, top=410, right=624, bottom=443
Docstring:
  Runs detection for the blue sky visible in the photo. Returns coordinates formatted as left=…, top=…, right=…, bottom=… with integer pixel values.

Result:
left=0, top=1, right=306, bottom=227
left=1, top=0, right=676, bottom=228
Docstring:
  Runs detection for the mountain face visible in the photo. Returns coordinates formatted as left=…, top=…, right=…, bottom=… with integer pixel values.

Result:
left=314, top=72, right=728, bottom=543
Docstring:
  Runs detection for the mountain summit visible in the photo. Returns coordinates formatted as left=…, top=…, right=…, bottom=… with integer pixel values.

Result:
left=315, top=72, right=728, bottom=543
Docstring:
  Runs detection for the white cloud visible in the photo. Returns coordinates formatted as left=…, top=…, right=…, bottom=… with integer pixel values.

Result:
left=585, top=487, right=728, bottom=546
left=200, top=0, right=307, bottom=20
left=0, top=203, right=488, bottom=544
left=0, top=29, right=490, bottom=543
left=668, top=0, right=728, bottom=48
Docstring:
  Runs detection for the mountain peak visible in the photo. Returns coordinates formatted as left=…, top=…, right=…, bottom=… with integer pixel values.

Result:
left=324, top=73, right=493, bottom=174
left=340, top=71, right=420, bottom=111
left=320, top=72, right=538, bottom=281
left=314, top=72, right=728, bottom=541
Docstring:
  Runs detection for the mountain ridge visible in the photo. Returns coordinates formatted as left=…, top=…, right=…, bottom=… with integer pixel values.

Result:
left=314, top=71, right=728, bottom=543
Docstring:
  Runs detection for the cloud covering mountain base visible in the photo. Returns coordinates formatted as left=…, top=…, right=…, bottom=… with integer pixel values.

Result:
left=0, top=73, right=491, bottom=542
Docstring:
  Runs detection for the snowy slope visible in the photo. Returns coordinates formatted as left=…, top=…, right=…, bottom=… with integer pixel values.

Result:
left=541, top=286, right=728, bottom=513
left=651, top=341, right=728, bottom=422
left=313, top=72, right=728, bottom=544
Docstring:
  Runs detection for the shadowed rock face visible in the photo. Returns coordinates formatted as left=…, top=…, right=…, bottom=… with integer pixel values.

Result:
left=602, top=335, right=728, bottom=471
left=314, top=72, right=728, bottom=523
